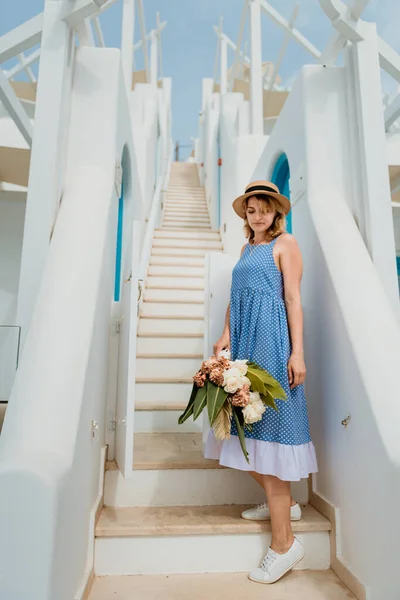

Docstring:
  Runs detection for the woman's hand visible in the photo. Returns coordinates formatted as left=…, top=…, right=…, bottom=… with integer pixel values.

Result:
left=213, top=331, right=230, bottom=358
left=288, top=353, right=306, bottom=389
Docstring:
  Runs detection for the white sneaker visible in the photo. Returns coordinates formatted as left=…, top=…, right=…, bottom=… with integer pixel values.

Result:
left=249, top=537, right=305, bottom=584
left=241, top=502, right=302, bottom=521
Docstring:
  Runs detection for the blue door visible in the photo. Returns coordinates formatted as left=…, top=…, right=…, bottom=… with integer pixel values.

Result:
left=114, top=181, right=124, bottom=302
left=271, top=154, right=291, bottom=234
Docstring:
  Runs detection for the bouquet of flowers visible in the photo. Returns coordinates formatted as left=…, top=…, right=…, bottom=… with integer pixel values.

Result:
left=178, top=350, right=286, bottom=463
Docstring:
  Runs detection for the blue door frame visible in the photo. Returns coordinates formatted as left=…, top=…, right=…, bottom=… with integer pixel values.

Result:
left=271, top=153, right=292, bottom=234
left=114, top=180, right=124, bottom=302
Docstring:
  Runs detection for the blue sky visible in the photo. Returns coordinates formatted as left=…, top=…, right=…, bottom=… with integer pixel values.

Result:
left=1, top=1, right=399, bottom=158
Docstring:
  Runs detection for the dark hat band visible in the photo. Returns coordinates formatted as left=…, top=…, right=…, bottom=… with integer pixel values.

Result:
left=245, top=184, right=278, bottom=195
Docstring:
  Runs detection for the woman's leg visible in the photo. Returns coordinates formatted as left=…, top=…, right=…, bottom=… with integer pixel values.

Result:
left=249, top=471, right=297, bottom=507
left=262, top=475, right=294, bottom=553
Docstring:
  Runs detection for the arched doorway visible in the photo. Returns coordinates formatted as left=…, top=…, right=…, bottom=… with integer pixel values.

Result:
left=271, top=153, right=292, bottom=234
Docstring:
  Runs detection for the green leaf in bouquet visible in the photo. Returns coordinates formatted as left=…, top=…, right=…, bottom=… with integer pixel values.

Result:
left=193, top=385, right=207, bottom=420
left=233, top=407, right=250, bottom=464
left=260, top=390, right=278, bottom=412
left=178, top=383, right=198, bottom=424
left=207, top=380, right=229, bottom=425
left=247, top=363, right=286, bottom=401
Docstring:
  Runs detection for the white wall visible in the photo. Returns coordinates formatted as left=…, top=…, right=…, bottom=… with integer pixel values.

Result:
left=131, top=84, right=159, bottom=221
left=0, top=192, right=26, bottom=325
left=0, top=47, right=142, bottom=600
left=257, top=65, right=400, bottom=599
left=203, top=93, right=220, bottom=231
left=0, top=191, right=26, bottom=400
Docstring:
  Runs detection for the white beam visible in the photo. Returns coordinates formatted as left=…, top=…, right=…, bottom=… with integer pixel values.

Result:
left=249, top=0, right=263, bottom=135
left=229, top=0, right=249, bottom=91
left=0, top=68, right=33, bottom=146
left=213, top=18, right=223, bottom=87
left=17, top=53, right=36, bottom=82
left=156, top=13, right=164, bottom=81
left=384, top=94, right=400, bottom=131
left=150, top=29, right=158, bottom=84
left=212, top=27, right=251, bottom=65
left=61, top=0, right=110, bottom=27
left=137, top=0, right=150, bottom=80
left=378, top=37, right=400, bottom=83
left=121, top=0, right=135, bottom=93
left=266, top=3, right=299, bottom=90
left=350, top=0, right=370, bottom=20
left=220, top=35, right=228, bottom=94
left=260, top=0, right=321, bottom=59
left=6, top=48, right=41, bottom=80
left=0, top=13, right=43, bottom=63
left=93, top=16, right=105, bottom=47
left=17, top=1, right=75, bottom=343
left=320, top=0, right=400, bottom=81
left=132, top=22, right=166, bottom=51
left=350, top=23, right=399, bottom=311
left=319, top=32, right=347, bottom=65
left=75, top=18, right=96, bottom=46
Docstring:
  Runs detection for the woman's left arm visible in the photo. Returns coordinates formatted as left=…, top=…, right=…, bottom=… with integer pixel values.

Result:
left=278, top=235, right=306, bottom=389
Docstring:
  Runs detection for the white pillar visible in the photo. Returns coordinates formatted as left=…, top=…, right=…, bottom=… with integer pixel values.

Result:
left=121, top=0, right=135, bottom=95
left=350, top=23, right=399, bottom=314
left=17, top=0, right=74, bottom=347
left=249, top=0, right=263, bottom=135
left=150, top=29, right=158, bottom=84
left=220, top=35, right=228, bottom=94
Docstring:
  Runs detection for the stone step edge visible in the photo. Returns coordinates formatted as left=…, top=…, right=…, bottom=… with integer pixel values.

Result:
left=139, top=315, right=203, bottom=321
left=137, top=333, right=203, bottom=339
left=95, top=505, right=331, bottom=538
left=135, top=401, right=187, bottom=411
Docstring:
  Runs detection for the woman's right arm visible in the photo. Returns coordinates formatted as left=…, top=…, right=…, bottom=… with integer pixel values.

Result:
left=212, top=244, right=246, bottom=357
left=213, top=304, right=230, bottom=357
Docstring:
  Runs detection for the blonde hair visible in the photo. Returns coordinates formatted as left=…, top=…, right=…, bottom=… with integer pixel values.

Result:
left=243, top=194, right=286, bottom=242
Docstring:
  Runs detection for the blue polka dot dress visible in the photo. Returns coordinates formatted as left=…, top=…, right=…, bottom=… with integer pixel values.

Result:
left=204, top=238, right=318, bottom=481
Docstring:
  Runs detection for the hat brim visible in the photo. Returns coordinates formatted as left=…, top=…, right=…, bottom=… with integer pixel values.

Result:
left=232, top=190, right=291, bottom=218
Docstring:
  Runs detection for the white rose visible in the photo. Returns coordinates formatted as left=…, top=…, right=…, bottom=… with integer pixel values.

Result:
left=249, top=391, right=261, bottom=404
left=229, top=359, right=248, bottom=376
left=218, top=348, right=231, bottom=359
left=223, top=368, right=242, bottom=393
left=243, top=399, right=266, bottom=424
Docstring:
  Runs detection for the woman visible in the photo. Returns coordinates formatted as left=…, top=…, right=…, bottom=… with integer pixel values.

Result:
left=205, top=180, right=318, bottom=584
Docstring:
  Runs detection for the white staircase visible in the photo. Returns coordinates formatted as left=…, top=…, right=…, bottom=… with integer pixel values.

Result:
left=89, top=164, right=354, bottom=599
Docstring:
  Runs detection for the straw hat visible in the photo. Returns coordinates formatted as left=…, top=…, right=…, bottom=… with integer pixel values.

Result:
left=232, top=180, right=291, bottom=219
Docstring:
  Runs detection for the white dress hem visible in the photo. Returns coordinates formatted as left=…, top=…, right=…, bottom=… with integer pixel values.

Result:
left=204, top=429, right=318, bottom=482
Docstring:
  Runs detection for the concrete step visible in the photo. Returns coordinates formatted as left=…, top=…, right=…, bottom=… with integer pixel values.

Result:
left=94, top=504, right=330, bottom=575
left=135, top=381, right=194, bottom=406
left=150, top=255, right=205, bottom=266
left=140, top=300, right=204, bottom=317
left=148, top=265, right=205, bottom=277
left=154, top=230, right=219, bottom=241
left=89, top=570, right=355, bottom=600
left=151, top=247, right=212, bottom=257
left=162, top=222, right=211, bottom=229
left=152, top=239, right=222, bottom=249
left=161, top=225, right=212, bottom=230
left=144, top=288, right=205, bottom=302
left=134, top=406, right=201, bottom=434
left=136, top=334, right=204, bottom=353
left=136, top=355, right=200, bottom=378
left=145, top=276, right=204, bottom=289
left=138, top=317, right=203, bottom=335
left=164, top=212, right=209, bottom=219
